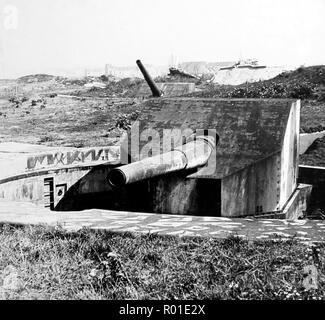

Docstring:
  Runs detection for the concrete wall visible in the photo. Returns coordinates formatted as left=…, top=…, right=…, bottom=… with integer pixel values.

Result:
left=221, top=101, right=299, bottom=217
left=0, top=143, right=120, bottom=182
left=0, top=164, right=124, bottom=211
left=221, top=153, right=281, bottom=217
left=149, top=173, right=221, bottom=215
left=282, top=184, right=312, bottom=220
left=0, top=167, right=91, bottom=208
left=279, top=100, right=300, bottom=208
left=0, top=143, right=121, bottom=210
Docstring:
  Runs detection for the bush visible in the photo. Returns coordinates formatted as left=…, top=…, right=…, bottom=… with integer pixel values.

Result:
left=115, top=110, right=140, bottom=130
left=289, top=83, right=315, bottom=99
left=315, top=89, right=325, bottom=102
left=188, top=65, right=325, bottom=101
left=99, top=75, right=109, bottom=82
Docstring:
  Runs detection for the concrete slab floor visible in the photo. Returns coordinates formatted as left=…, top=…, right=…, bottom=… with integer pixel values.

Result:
left=1, top=201, right=325, bottom=243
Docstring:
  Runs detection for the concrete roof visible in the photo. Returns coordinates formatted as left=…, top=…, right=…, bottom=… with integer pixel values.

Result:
left=129, top=98, right=295, bottom=179
left=137, top=82, right=195, bottom=97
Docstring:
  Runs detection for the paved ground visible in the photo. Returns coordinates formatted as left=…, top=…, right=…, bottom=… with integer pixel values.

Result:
left=1, top=201, right=325, bottom=243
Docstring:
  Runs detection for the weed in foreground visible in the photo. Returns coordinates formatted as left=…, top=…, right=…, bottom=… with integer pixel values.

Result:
left=0, top=224, right=324, bottom=299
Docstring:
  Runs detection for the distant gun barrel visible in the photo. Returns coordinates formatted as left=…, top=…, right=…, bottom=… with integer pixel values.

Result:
left=136, top=59, right=162, bottom=97
left=107, top=135, right=215, bottom=187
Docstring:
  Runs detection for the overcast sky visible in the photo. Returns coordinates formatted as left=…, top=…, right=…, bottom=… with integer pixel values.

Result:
left=0, top=0, right=325, bottom=78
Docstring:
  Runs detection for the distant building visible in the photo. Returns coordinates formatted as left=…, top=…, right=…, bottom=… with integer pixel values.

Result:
left=178, top=61, right=237, bottom=76
left=105, top=64, right=168, bottom=79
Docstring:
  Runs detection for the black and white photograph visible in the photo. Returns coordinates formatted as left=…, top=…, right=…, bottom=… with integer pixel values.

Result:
left=0, top=0, right=325, bottom=307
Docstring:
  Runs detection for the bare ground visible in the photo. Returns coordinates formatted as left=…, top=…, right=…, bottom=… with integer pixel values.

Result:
left=0, top=96, right=142, bottom=148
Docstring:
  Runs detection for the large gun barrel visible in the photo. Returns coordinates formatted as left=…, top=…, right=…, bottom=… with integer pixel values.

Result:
left=136, top=59, right=162, bottom=97
left=107, top=135, right=215, bottom=187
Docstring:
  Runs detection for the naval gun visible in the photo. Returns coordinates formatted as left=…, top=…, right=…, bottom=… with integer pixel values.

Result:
left=107, top=135, right=215, bottom=187
left=136, top=59, right=163, bottom=97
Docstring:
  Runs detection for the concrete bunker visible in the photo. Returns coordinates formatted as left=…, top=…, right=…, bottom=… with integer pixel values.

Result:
left=102, top=96, right=308, bottom=218
left=0, top=61, right=312, bottom=219
left=0, top=98, right=310, bottom=217
left=0, top=96, right=311, bottom=218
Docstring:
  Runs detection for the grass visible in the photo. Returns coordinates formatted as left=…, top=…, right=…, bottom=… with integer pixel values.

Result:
left=300, top=101, right=325, bottom=133
left=0, top=224, right=324, bottom=300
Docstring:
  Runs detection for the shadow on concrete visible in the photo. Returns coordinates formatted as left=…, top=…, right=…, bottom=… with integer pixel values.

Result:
left=54, top=165, right=221, bottom=216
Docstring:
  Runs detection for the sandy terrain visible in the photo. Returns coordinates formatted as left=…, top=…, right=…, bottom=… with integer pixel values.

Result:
left=0, top=78, right=142, bottom=148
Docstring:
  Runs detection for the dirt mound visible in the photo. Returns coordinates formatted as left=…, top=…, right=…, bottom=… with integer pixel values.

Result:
left=154, top=68, right=199, bottom=84
left=69, top=78, right=144, bottom=98
left=187, top=65, right=325, bottom=101
left=274, top=65, right=325, bottom=85
left=177, top=61, right=287, bottom=85
left=178, top=61, right=237, bottom=75
left=17, top=74, right=56, bottom=83
left=300, top=135, right=325, bottom=166
left=55, top=77, right=88, bottom=86
left=212, top=67, right=285, bottom=85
